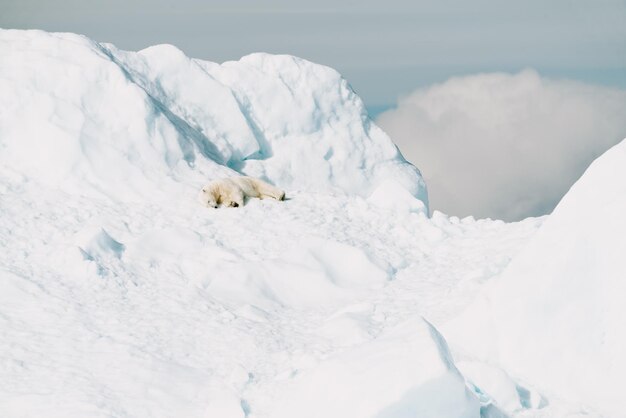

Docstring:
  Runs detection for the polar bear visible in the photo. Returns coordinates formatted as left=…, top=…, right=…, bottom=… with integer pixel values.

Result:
left=198, top=176, right=285, bottom=208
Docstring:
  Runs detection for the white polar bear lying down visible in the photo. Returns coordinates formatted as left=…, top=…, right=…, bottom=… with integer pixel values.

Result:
left=198, top=176, right=286, bottom=208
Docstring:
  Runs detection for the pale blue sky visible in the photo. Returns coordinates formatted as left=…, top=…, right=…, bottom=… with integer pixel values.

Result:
left=3, top=0, right=625, bottom=115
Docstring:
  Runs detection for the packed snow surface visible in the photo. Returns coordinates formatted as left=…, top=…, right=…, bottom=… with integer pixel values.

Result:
left=0, top=28, right=623, bottom=418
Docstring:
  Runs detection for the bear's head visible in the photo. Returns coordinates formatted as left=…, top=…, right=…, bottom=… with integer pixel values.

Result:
left=198, top=186, right=219, bottom=208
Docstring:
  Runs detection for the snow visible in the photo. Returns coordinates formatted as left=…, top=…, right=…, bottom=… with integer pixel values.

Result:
left=0, top=175, right=542, bottom=417
left=0, top=28, right=623, bottom=418
left=448, top=138, right=626, bottom=417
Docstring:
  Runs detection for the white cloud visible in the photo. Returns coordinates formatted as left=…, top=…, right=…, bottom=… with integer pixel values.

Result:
left=376, top=70, right=626, bottom=221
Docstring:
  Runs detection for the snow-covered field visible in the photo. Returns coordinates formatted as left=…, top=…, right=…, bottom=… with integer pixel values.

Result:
left=1, top=29, right=624, bottom=417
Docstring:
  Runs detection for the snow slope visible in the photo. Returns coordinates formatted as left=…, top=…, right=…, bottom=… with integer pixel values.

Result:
left=1, top=28, right=622, bottom=418
left=448, top=138, right=626, bottom=417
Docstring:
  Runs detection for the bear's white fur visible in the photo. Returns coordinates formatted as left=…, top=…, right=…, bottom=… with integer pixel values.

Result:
left=198, top=176, right=285, bottom=208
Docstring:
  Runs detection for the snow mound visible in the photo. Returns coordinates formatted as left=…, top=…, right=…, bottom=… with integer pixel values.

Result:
left=275, top=318, right=479, bottom=418
left=0, top=29, right=427, bottom=208
left=448, top=138, right=626, bottom=416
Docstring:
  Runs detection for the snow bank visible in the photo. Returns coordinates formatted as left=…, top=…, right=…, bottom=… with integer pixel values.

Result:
left=0, top=29, right=427, bottom=208
left=448, top=138, right=626, bottom=416
left=274, top=318, right=479, bottom=418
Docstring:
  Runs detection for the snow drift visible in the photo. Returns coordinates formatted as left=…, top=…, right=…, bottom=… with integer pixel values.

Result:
left=448, top=138, right=626, bottom=416
left=0, top=29, right=427, bottom=208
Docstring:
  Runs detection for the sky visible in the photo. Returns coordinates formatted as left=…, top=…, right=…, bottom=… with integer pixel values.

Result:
left=2, top=0, right=626, bottom=219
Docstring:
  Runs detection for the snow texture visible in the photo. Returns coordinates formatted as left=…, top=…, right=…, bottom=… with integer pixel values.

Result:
left=1, top=28, right=622, bottom=418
